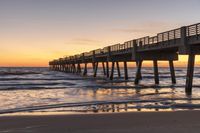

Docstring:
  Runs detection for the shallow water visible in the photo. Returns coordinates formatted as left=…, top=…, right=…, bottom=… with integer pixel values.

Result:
left=0, top=67, right=200, bottom=115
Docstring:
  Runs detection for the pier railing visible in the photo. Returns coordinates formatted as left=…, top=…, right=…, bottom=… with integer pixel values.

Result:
left=50, top=22, right=200, bottom=65
left=187, top=23, right=200, bottom=37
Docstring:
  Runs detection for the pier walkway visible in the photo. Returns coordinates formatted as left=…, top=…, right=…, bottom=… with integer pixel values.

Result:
left=49, top=23, right=200, bottom=95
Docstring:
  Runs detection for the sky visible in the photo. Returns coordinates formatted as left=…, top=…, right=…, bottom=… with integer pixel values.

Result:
left=0, top=0, right=200, bottom=67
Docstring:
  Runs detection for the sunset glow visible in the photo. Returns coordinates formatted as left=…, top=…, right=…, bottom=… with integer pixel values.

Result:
left=0, top=0, right=200, bottom=67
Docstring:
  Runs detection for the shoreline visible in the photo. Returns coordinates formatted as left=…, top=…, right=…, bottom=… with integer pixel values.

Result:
left=1, top=110, right=200, bottom=133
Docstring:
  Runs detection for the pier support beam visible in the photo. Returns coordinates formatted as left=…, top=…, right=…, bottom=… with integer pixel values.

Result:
left=102, top=62, right=106, bottom=75
left=77, top=63, right=81, bottom=74
left=134, top=61, right=142, bottom=84
left=66, top=64, right=69, bottom=73
left=106, top=62, right=109, bottom=78
left=69, top=64, right=72, bottom=73
left=83, top=63, right=87, bottom=76
left=94, top=62, right=99, bottom=77
left=116, top=62, right=121, bottom=78
left=169, top=60, right=176, bottom=84
left=72, top=64, right=76, bottom=73
left=136, top=62, right=142, bottom=80
left=124, top=61, right=128, bottom=80
left=92, top=62, right=95, bottom=73
left=153, top=60, right=159, bottom=84
left=110, top=62, right=115, bottom=80
left=185, top=54, right=195, bottom=95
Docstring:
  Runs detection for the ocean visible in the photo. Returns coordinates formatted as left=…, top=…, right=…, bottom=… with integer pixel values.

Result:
left=0, top=67, right=200, bottom=115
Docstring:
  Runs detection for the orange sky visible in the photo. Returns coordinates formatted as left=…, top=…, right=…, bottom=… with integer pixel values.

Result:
left=0, top=0, right=199, bottom=67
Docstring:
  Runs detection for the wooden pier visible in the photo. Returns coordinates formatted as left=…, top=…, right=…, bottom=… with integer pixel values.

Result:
left=49, top=23, right=200, bottom=95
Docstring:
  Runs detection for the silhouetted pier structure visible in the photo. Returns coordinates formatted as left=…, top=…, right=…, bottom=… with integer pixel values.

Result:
left=49, top=23, right=200, bottom=95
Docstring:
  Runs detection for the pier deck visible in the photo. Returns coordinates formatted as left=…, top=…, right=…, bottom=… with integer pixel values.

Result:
left=49, top=23, right=200, bottom=95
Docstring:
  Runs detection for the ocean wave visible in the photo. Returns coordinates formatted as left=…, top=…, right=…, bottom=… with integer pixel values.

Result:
left=0, top=77, right=85, bottom=81
left=1, top=98, right=200, bottom=114
left=0, top=71, right=41, bottom=76
left=0, top=99, right=164, bottom=114
left=0, top=86, right=68, bottom=91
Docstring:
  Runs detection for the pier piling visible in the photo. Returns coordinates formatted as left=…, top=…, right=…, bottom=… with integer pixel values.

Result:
left=110, top=62, right=115, bottom=80
left=153, top=60, right=159, bottom=84
left=186, top=54, right=195, bottom=95
left=116, top=62, right=121, bottom=78
left=102, top=62, right=106, bottom=75
left=169, top=60, right=176, bottom=84
left=106, top=62, right=109, bottom=78
left=94, top=62, right=99, bottom=77
left=124, top=61, right=128, bottom=80
left=83, top=63, right=87, bottom=76
left=134, top=61, right=142, bottom=84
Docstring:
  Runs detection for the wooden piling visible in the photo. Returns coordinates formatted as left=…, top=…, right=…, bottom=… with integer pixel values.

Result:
left=116, top=62, right=121, bottom=77
left=69, top=64, right=72, bottom=73
left=124, top=61, right=128, bottom=80
left=110, top=62, right=115, bottom=80
left=77, top=63, right=81, bottom=73
left=136, top=62, right=142, bottom=80
left=102, top=62, right=106, bottom=75
left=92, top=62, right=95, bottom=73
left=106, top=62, right=109, bottom=78
left=94, top=62, right=99, bottom=77
left=72, top=64, right=76, bottom=73
left=153, top=60, right=159, bottom=84
left=83, top=63, right=87, bottom=76
left=169, top=60, right=176, bottom=84
left=185, top=54, right=195, bottom=95
left=66, top=64, right=69, bottom=72
left=134, top=61, right=142, bottom=84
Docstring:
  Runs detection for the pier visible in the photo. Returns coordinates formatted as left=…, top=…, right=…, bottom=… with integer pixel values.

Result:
left=49, top=23, right=200, bottom=95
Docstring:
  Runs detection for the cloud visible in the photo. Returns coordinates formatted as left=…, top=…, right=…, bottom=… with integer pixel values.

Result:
left=72, top=38, right=100, bottom=43
left=111, top=28, right=146, bottom=33
left=111, top=21, right=174, bottom=34
left=65, top=38, right=102, bottom=46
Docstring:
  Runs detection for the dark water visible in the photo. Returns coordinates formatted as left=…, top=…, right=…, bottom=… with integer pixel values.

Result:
left=0, top=67, right=200, bottom=115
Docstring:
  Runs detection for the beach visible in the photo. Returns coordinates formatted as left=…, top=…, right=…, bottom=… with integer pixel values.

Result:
left=0, top=111, right=200, bottom=133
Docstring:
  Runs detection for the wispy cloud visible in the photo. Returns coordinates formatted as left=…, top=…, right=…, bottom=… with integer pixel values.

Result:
left=66, top=38, right=102, bottom=46
left=111, top=28, right=146, bottom=33
left=72, top=38, right=100, bottom=43
left=111, top=21, right=173, bottom=34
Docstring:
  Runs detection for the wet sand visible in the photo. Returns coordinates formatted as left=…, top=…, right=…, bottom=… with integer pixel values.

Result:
left=0, top=111, right=200, bottom=133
